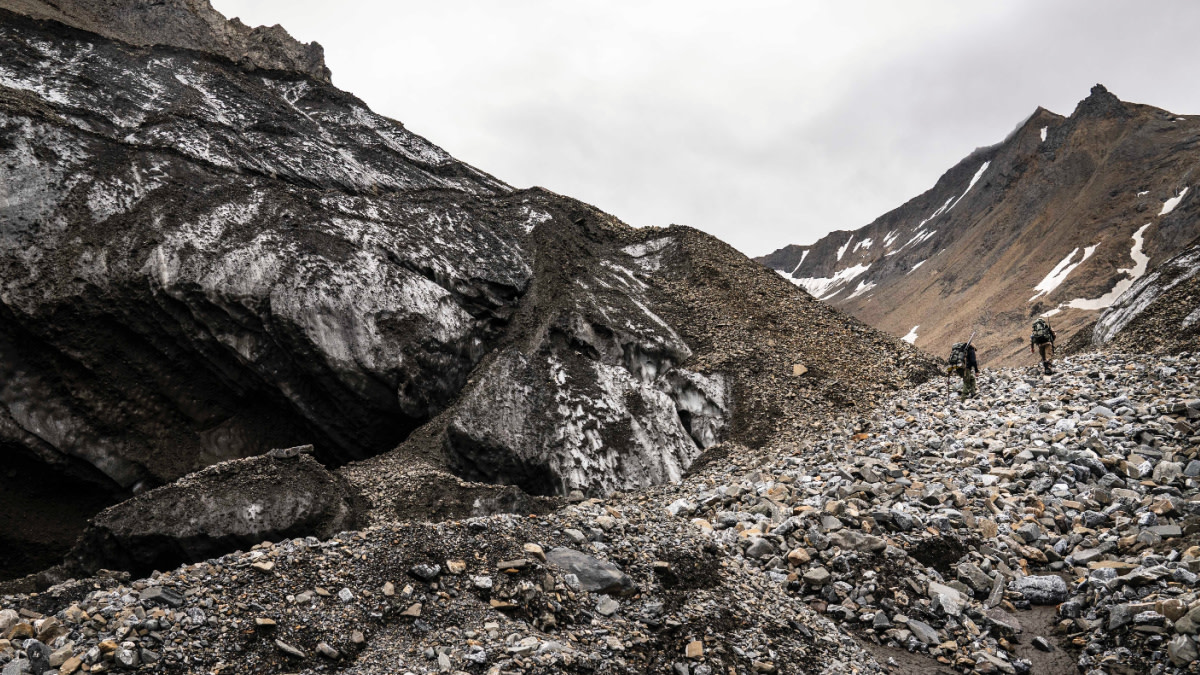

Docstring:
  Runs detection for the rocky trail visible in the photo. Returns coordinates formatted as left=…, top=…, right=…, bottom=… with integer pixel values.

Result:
left=2, top=2, right=1199, bottom=674
left=3, top=350, right=1199, bottom=674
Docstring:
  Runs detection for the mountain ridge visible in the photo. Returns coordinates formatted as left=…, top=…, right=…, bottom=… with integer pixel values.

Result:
left=0, top=0, right=332, bottom=82
left=759, top=84, right=1199, bottom=366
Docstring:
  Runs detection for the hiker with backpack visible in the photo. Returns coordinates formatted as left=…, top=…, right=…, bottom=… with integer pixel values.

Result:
left=947, top=335, right=980, bottom=400
left=1030, top=318, right=1056, bottom=374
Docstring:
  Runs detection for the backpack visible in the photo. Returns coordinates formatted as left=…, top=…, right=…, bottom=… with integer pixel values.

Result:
left=948, top=342, right=967, bottom=371
left=1031, top=318, right=1055, bottom=344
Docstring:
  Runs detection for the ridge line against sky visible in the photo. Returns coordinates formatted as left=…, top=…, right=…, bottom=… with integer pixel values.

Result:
left=212, top=0, right=1200, bottom=256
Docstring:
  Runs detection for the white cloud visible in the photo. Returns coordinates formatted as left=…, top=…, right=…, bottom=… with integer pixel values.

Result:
left=212, top=0, right=1200, bottom=256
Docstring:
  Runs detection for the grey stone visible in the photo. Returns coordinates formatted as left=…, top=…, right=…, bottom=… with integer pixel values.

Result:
left=0, top=610, right=18, bottom=635
left=275, top=639, right=307, bottom=659
left=1008, top=575, right=1068, bottom=605
left=141, top=586, right=185, bottom=608
left=928, top=581, right=966, bottom=616
left=745, top=538, right=776, bottom=559
left=409, top=564, right=441, bottom=582
left=908, top=619, right=939, bottom=645
left=1148, top=524, right=1183, bottom=538
left=1154, top=461, right=1184, bottom=484
left=985, top=608, right=1022, bottom=639
left=1177, top=607, right=1200, bottom=635
left=973, top=651, right=1016, bottom=675
left=595, top=596, right=620, bottom=616
left=957, top=562, right=992, bottom=594
left=828, top=530, right=886, bottom=553
left=1109, top=604, right=1139, bottom=630
left=803, top=567, right=832, bottom=586
left=1169, top=635, right=1199, bottom=667
left=71, top=454, right=361, bottom=574
left=114, top=642, right=139, bottom=669
left=546, top=548, right=637, bottom=596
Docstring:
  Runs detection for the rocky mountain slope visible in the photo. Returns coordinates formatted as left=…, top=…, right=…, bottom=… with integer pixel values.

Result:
left=1094, top=235, right=1200, bottom=356
left=759, top=85, right=1200, bottom=367
left=0, top=0, right=935, bottom=581
left=3, top=351, right=1198, bottom=675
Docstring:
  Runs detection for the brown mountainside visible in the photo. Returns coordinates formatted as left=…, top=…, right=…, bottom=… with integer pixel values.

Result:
left=758, top=85, right=1200, bottom=366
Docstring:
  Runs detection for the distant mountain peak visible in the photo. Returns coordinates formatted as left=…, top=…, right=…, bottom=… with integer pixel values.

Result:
left=0, top=0, right=332, bottom=82
left=1073, top=83, right=1128, bottom=119
left=760, top=87, right=1198, bottom=366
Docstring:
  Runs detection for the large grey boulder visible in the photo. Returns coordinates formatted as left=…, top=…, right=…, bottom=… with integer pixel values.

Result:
left=1008, top=575, right=1069, bottom=605
left=70, top=449, right=361, bottom=575
left=545, top=548, right=637, bottom=597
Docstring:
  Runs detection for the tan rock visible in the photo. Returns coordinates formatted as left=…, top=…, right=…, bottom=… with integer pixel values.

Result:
left=686, top=640, right=704, bottom=658
left=523, top=543, right=546, bottom=561
left=978, top=519, right=998, bottom=538
left=787, top=548, right=812, bottom=566
left=60, top=656, right=83, bottom=675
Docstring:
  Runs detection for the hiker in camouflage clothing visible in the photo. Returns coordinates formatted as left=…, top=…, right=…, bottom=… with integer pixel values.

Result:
left=948, top=341, right=980, bottom=400
left=1030, top=317, right=1056, bottom=374
left=960, top=343, right=979, bottom=399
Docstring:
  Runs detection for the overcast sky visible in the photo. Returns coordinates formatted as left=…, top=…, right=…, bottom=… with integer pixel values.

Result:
left=212, top=0, right=1200, bottom=256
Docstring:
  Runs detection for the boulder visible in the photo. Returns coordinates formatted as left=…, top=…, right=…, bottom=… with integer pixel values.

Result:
left=70, top=453, right=362, bottom=575
left=1008, top=575, right=1068, bottom=605
left=545, top=548, right=637, bottom=597
left=828, top=530, right=886, bottom=553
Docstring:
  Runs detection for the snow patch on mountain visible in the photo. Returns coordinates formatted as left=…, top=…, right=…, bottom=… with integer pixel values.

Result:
left=854, top=238, right=873, bottom=252
left=837, top=236, right=854, bottom=262
left=791, top=263, right=871, bottom=300
left=1094, top=242, right=1200, bottom=342
left=1040, top=127, right=1048, bottom=142
left=907, top=260, right=926, bottom=275
left=948, top=161, right=990, bottom=211
left=1065, top=224, right=1152, bottom=311
left=902, top=326, right=919, bottom=344
left=790, top=249, right=810, bottom=275
left=1160, top=187, right=1189, bottom=215
left=846, top=279, right=876, bottom=300
left=1029, top=244, right=1098, bottom=301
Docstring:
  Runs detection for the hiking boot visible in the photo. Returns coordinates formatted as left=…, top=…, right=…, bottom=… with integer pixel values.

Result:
left=1043, top=362, right=1053, bottom=375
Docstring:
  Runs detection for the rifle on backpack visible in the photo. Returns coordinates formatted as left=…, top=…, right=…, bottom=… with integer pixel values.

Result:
left=946, top=331, right=977, bottom=402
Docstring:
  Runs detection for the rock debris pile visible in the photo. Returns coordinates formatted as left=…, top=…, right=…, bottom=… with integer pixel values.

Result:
left=3, top=351, right=1198, bottom=674
left=679, top=351, right=1200, bottom=675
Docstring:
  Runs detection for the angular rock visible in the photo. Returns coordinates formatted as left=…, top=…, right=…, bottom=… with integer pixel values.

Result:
left=828, top=530, right=886, bottom=554
left=1007, top=575, right=1068, bottom=605
left=70, top=453, right=361, bottom=575
left=908, top=619, right=939, bottom=645
left=545, top=548, right=637, bottom=597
